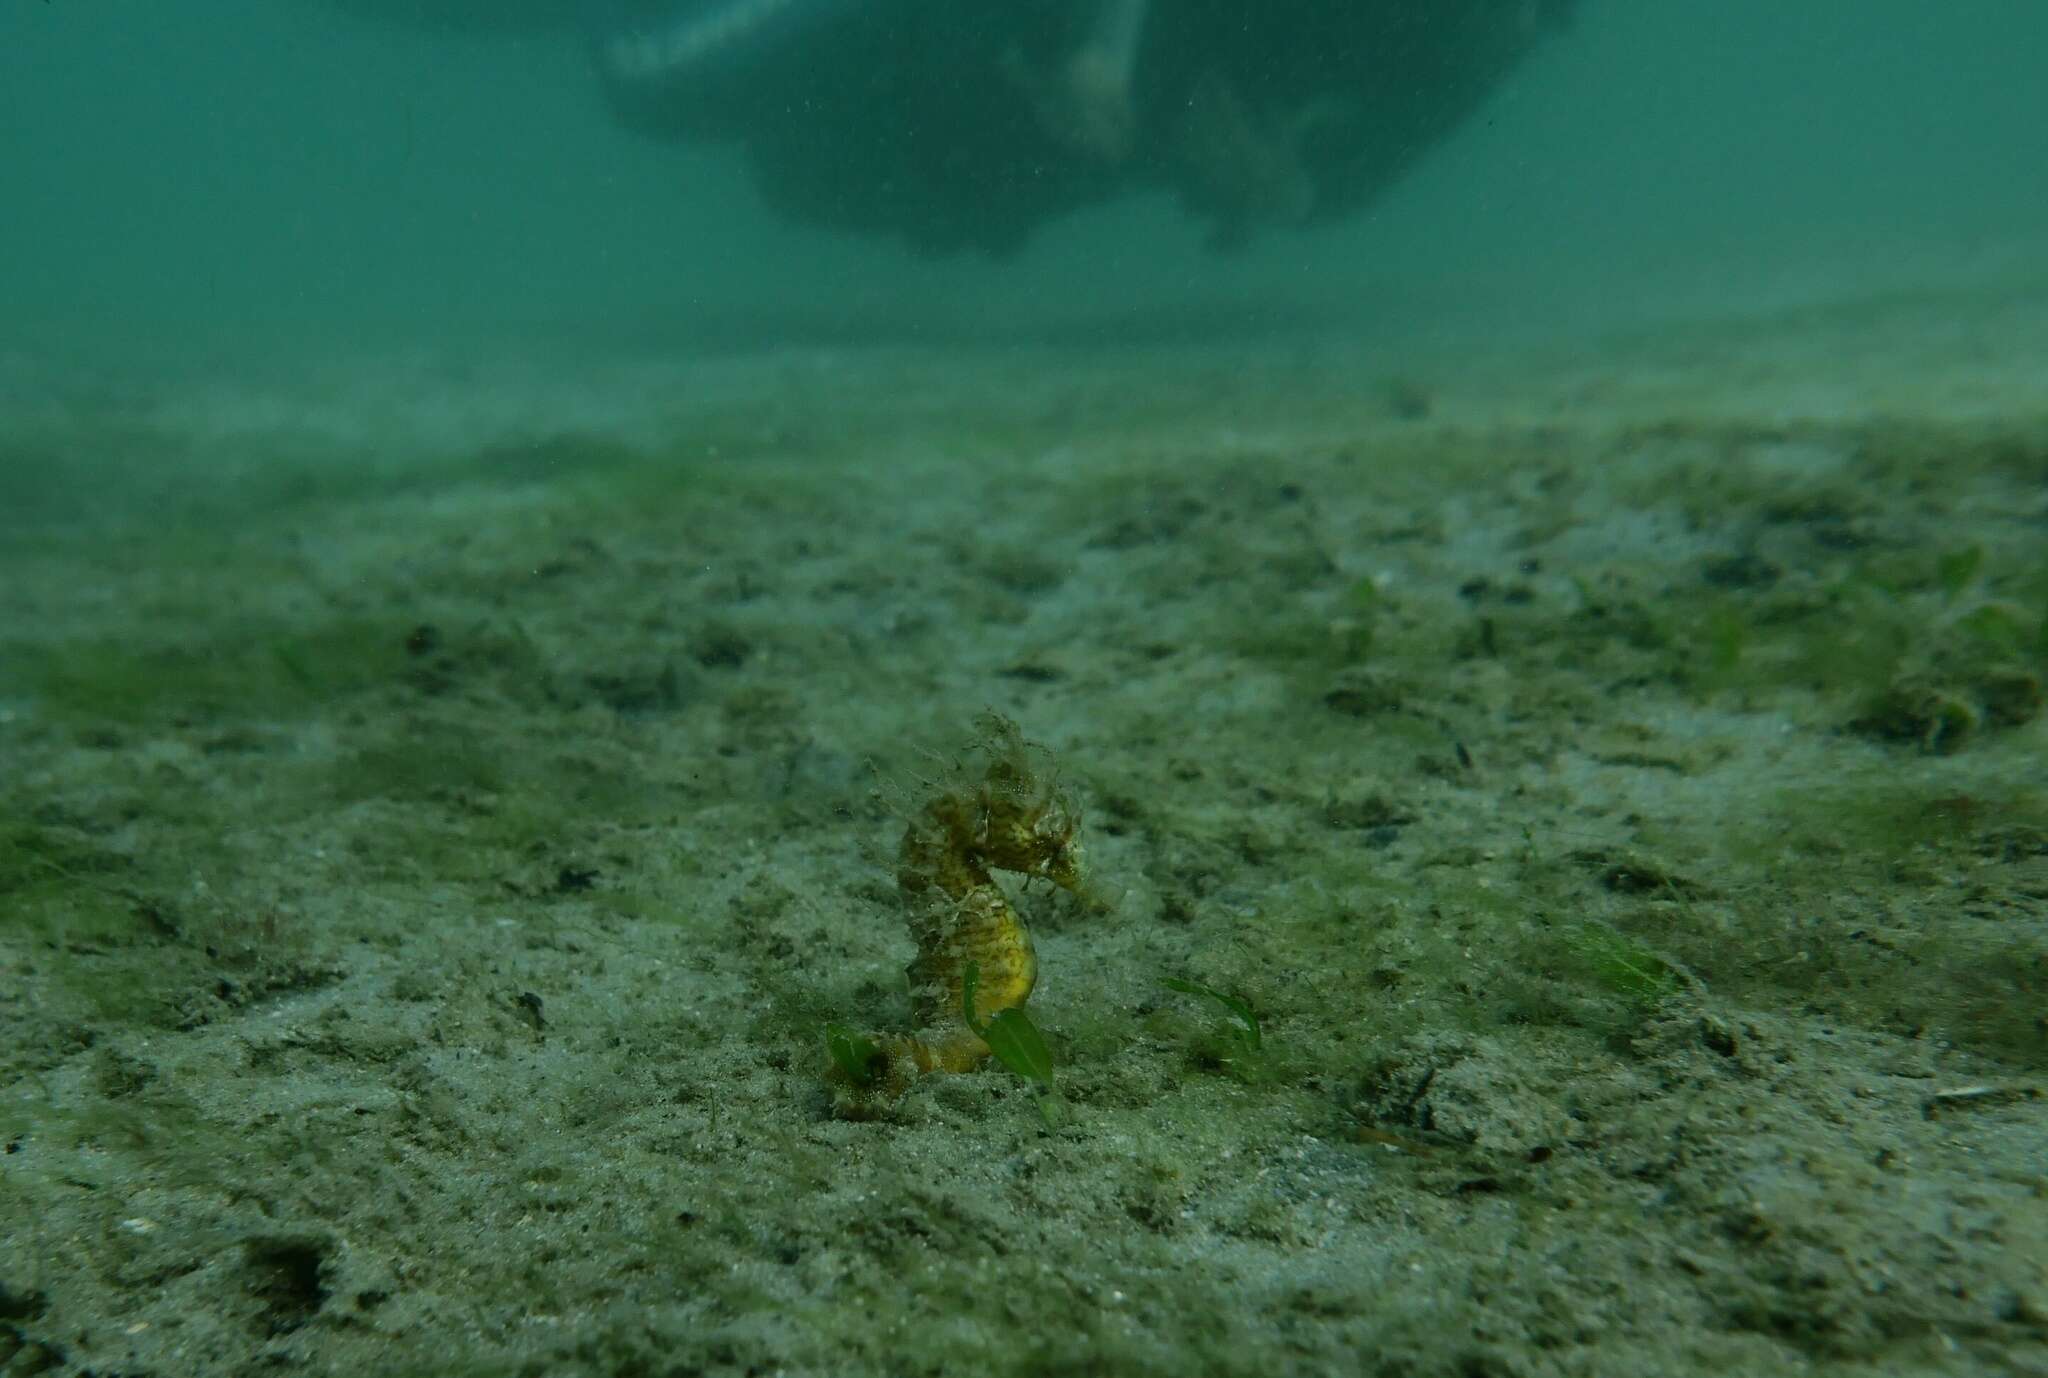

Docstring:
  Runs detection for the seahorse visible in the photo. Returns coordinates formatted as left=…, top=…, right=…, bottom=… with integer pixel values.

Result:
left=847, top=713, right=1089, bottom=1093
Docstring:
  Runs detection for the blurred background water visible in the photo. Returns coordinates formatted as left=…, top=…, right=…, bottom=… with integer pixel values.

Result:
left=2, top=0, right=2045, bottom=368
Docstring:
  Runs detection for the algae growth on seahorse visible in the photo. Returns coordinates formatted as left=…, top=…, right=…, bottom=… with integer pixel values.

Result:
left=834, top=713, right=1091, bottom=1099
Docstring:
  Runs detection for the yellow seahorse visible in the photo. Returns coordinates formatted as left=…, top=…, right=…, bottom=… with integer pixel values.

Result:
left=844, top=713, right=1089, bottom=1094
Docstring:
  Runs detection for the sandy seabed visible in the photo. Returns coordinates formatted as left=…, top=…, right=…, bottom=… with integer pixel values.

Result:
left=2, top=279, right=2046, bottom=1377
